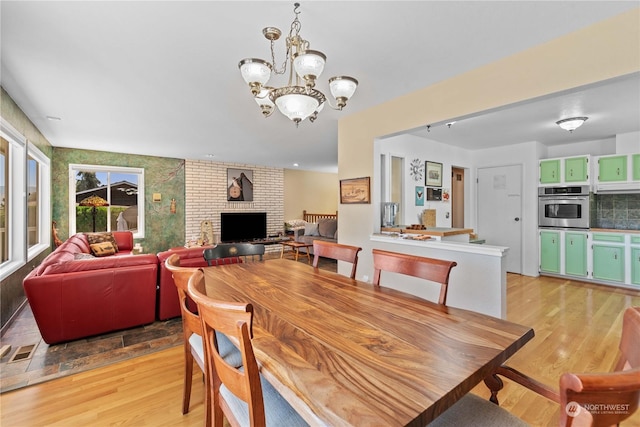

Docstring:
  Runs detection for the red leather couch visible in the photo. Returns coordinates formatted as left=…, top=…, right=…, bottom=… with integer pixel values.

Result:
left=23, top=232, right=158, bottom=344
left=156, top=246, right=213, bottom=320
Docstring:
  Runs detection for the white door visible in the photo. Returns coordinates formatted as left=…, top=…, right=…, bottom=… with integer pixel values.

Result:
left=477, top=165, right=522, bottom=274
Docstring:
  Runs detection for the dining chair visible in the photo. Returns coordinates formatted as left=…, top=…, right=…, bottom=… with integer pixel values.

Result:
left=187, top=269, right=309, bottom=427
left=431, top=306, right=640, bottom=426
left=164, top=254, right=243, bottom=425
left=203, top=243, right=265, bottom=265
left=371, top=249, right=457, bottom=305
left=312, top=240, right=362, bottom=279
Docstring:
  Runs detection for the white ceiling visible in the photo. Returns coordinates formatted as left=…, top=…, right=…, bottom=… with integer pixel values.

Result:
left=1, top=1, right=638, bottom=172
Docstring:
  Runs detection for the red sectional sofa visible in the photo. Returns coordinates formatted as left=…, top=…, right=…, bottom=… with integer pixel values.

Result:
left=156, top=245, right=214, bottom=320
left=23, top=232, right=158, bottom=344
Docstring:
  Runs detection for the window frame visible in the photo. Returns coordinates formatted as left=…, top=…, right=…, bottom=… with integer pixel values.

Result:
left=27, top=143, right=51, bottom=261
left=0, top=118, right=51, bottom=281
left=68, top=164, right=145, bottom=239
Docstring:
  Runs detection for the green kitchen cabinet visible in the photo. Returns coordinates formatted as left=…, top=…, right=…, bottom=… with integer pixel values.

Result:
left=540, top=230, right=561, bottom=273
left=633, top=154, right=640, bottom=181
left=597, top=155, right=627, bottom=182
left=564, top=157, right=589, bottom=183
left=632, top=247, right=640, bottom=286
left=565, top=232, right=587, bottom=277
left=592, top=244, right=625, bottom=282
left=539, top=159, right=560, bottom=184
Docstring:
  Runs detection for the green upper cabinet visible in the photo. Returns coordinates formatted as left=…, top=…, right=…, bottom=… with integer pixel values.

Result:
left=564, top=157, right=589, bottom=182
left=540, top=159, right=561, bottom=184
left=633, top=154, right=640, bottom=181
left=598, top=155, right=627, bottom=182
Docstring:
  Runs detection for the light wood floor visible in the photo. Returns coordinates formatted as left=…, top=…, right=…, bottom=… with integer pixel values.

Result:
left=1, top=273, right=639, bottom=426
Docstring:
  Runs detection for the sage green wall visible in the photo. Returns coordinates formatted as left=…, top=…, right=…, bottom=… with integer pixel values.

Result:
left=52, top=148, right=185, bottom=254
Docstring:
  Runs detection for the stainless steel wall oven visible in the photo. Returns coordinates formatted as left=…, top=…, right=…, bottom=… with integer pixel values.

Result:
left=538, top=185, right=592, bottom=229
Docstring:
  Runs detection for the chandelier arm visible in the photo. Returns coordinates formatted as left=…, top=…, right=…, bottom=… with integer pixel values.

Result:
left=323, top=99, right=345, bottom=111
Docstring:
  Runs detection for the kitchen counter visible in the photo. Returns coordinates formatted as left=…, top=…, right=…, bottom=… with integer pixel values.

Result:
left=590, top=228, right=640, bottom=234
left=380, top=226, right=474, bottom=242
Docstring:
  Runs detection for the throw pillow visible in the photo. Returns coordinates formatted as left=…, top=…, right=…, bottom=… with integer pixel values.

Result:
left=85, top=232, right=119, bottom=252
left=318, top=218, right=337, bottom=238
left=90, top=242, right=116, bottom=257
left=304, top=222, right=319, bottom=236
left=74, top=253, right=96, bottom=260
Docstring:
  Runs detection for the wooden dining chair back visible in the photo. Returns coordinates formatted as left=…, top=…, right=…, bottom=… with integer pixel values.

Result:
left=187, top=270, right=308, bottom=427
left=164, top=254, right=208, bottom=419
left=557, top=306, right=640, bottom=427
left=312, top=240, right=362, bottom=279
left=203, top=243, right=265, bottom=265
left=475, top=306, right=640, bottom=427
left=165, top=255, right=243, bottom=426
left=371, top=249, right=457, bottom=305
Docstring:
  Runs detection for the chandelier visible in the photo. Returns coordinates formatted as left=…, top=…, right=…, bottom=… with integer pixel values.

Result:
left=238, top=3, right=358, bottom=126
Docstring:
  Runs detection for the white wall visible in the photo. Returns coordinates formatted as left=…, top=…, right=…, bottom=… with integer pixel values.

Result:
left=377, top=136, right=542, bottom=277
left=616, top=131, right=640, bottom=154
left=546, top=137, right=616, bottom=158
left=376, top=134, right=474, bottom=228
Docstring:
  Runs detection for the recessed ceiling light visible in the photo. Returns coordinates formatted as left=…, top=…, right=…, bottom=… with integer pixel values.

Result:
left=205, top=154, right=215, bottom=158
left=46, top=116, right=61, bottom=121
left=293, top=163, right=299, bottom=167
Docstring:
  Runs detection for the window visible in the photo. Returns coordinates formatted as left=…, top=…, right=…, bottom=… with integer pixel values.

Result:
left=1, top=137, right=8, bottom=263
left=69, top=164, right=145, bottom=238
left=27, top=155, right=39, bottom=247
left=0, top=118, right=51, bottom=280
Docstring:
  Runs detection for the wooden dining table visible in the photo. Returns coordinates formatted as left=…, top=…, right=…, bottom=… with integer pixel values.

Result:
left=201, top=259, right=534, bottom=426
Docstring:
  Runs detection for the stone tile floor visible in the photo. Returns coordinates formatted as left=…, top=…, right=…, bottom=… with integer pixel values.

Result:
left=0, top=255, right=336, bottom=393
left=0, top=304, right=184, bottom=393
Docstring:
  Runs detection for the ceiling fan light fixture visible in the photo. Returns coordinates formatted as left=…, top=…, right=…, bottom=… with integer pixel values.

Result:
left=556, top=116, right=588, bottom=132
left=239, top=3, right=357, bottom=125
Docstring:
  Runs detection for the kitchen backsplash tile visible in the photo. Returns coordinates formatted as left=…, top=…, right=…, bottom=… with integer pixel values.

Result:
left=594, top=193, right=640, bottom=230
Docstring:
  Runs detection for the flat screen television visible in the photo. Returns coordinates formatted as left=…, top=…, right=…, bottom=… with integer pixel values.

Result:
left=220, top=212, right=267, bottom=242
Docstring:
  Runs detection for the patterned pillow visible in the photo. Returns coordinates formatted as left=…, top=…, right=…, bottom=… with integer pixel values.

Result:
left=74, top=253, right=96, bottom=260
left=85, top=232, right=119, bottom=252
left=90, top=242, right=116, bottom=257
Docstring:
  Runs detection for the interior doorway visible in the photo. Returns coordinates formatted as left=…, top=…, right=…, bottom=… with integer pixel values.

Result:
left=451, top=167, right=465, bottom=228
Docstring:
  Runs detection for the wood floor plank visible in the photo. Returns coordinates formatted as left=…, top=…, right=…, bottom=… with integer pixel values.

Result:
left=1, top=273, right=639, bottom=426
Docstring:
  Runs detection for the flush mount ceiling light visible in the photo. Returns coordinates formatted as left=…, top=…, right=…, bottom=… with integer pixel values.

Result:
left=238, top=2, right=358, bottom=127
left=556, top=116, right=588, bottom=132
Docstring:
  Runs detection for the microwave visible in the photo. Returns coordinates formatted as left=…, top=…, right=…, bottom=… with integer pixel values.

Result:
left=538, top=186, right=592, bottom=229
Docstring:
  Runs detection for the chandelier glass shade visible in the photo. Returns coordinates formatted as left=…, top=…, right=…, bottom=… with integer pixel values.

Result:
left=238, top=2, right=358, bottom=126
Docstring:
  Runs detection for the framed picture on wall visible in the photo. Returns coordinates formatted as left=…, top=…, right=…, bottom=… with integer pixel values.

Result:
left=227, top=168, right=254, bottom=201
left=340, top=177, right=371, bottom=204
left=425, top=161, right=443, bottom=187
left=415, top=186, right=424, bottom=206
